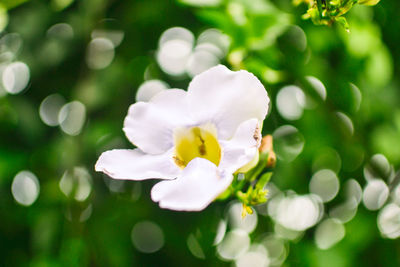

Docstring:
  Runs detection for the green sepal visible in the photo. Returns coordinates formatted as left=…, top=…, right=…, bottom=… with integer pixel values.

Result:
left=255, top=172, right=272, bottom=191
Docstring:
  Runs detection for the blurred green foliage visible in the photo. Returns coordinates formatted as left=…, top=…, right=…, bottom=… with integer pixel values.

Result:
left=0, top=0, right=29, bottom=10
left=0, top=0, right=399, bottom=266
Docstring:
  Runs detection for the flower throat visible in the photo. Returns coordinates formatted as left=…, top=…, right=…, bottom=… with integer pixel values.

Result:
left=173, top=124, right=221, bottom=168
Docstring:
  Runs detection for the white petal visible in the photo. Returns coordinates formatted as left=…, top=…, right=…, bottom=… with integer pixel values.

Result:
left=95, top=148, right=181, bottom=180
left=187, top=65, right=269, bottom=140
left=123, top=89, right=193, bottom=154
left=151, top=158, right=233, bottom=211
left=219, top=118, right=260, bottom=173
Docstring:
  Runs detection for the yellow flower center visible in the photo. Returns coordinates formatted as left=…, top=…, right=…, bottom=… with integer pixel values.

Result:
left=173, top=124, right=222, bottom=168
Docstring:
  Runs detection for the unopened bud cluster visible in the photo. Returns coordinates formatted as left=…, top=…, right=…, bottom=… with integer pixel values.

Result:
left=237, top=135, right=277, bottom=217
left=294, top=0, right=381, bottom=31
left=217, top=135, right=277, bottom=218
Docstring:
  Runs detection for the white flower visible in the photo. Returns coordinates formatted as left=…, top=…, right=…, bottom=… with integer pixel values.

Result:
left=95, top=65, right=270, bottom=211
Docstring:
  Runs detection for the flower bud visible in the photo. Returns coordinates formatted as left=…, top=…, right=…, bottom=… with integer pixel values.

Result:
left=267, top=150, right=277, bottom=168
left=259, top=135, right=273, bottom=153
left=259, top=135, right=277, bottom=168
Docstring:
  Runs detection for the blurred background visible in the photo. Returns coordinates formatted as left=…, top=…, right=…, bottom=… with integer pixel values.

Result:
left=1, top=0, right=400, bottom=266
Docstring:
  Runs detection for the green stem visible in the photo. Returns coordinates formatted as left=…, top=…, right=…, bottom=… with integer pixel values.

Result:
left=316, top=0, right=324, bottom=19
left=246, top=152, right=269, bottom=182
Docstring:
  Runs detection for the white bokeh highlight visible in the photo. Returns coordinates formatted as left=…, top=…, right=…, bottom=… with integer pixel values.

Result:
left=269, top=193, right=323, bottom=231
left=363, top=179, right=389, bottom=211
left=39, top=94, right=66, bottom=126
left=314, top=218, right=345, bottom=250
left=273, top=125, right=305, bottom=162
left=131, top=221, right=164, bottom=253
left=235, top=244, right=269, bottom=267
left=2, top=61, right=30, bottom=94
left=276, top=85, right=305, bottom=121
left=86, top=37, right=115, bottom=70
left=309, top=169, right=340, bottom=203
left=306, top=76, right=327, bottom=101
left=136, top=80, right=169, bottom=102
left=228, top=202, right=258, bottom=234
left=59, top=167, right=92, bottom=202
left=378, top=203, right=400, bottom=239
left=58, top=101, right=86, bottom=136
left=217, top=230, right=250, bottom=261
left=157, top=27, right=194, bottom=76
left=11, top=171, right=40, bottom=206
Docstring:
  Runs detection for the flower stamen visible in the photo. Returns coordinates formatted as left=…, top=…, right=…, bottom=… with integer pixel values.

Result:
left=173, top=124, right=222, bottom=168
